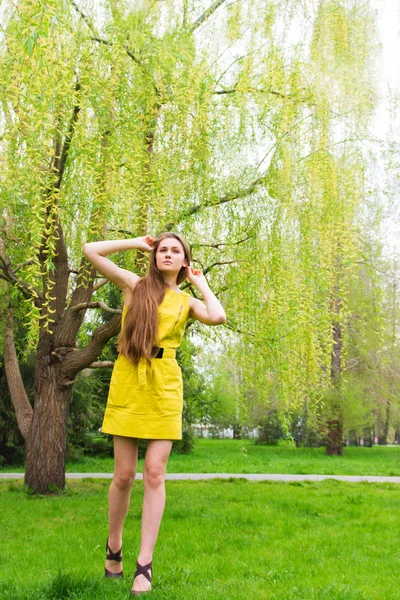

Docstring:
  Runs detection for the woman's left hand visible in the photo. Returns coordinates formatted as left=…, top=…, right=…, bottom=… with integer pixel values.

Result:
left=185, top=266, right=207, bottom=287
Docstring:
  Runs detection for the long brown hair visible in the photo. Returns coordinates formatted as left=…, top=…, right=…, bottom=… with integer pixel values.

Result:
left=118, top=232, right=191, bottom=365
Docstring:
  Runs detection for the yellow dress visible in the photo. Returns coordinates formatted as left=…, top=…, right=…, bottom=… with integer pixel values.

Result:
left=101, top=288, right=191, bottom=440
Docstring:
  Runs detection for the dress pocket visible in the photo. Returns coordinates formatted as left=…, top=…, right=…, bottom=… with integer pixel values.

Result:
left=161, top=359, right=183, bottom=405
left=107, top=356, right=138, bottom=408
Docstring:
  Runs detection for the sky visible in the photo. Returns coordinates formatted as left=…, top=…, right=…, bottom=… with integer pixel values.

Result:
left=373, top=0, right=400, bottom=105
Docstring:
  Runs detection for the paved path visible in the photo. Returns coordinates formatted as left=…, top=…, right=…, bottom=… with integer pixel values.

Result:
left=2, top=472, right=400, bottom=483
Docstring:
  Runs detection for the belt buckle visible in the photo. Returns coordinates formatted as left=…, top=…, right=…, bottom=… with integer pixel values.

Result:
left=152, top=346, right=164, bottom=358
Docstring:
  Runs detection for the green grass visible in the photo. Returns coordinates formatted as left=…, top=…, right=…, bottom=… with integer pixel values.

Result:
left=1, top=478, right=399, bottom=599
left=164, top=440, right=400, bottom=476
left=3, top=439, right=400, bottom=476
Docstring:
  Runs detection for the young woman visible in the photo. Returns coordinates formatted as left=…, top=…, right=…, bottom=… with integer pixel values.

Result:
left=82, top=232, right=226, bottom=596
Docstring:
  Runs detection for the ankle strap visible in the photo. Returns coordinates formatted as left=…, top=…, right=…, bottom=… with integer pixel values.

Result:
left=106, top=540, right=122, bottom=562
left=134, top=560, right=152, bottom=583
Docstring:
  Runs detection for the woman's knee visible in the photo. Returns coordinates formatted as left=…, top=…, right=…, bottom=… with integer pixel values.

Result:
left=143, top=465, right=165, bottom=489
left=113, top=470, right=136, bottom=490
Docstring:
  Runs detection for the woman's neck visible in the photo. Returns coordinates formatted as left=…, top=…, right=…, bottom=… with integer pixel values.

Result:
left=163, top=276, right=179, bottom=291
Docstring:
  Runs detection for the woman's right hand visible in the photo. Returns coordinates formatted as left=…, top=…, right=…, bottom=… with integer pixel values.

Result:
left=138, top=235, right=155, bottom=252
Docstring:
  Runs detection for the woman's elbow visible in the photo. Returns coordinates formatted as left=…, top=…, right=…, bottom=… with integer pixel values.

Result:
left=213, top=313, right=226, bottom=325
left=82, top=243, right=92, bottom=258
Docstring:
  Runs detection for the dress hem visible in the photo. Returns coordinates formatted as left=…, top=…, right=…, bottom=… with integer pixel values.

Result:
left=100, top=428, right=182, bottom=441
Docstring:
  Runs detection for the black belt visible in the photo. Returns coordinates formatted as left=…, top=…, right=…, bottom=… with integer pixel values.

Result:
left=151, top=346, right=164, bottom=358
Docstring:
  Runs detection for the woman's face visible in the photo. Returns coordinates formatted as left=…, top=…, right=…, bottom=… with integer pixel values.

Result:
left=156, top=238, right=187, bottom=275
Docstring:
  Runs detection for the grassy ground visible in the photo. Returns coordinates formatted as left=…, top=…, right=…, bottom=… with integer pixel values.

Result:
left=2, top=439, right=400, bottom=475
left=1, top=477, right=399, bottom=599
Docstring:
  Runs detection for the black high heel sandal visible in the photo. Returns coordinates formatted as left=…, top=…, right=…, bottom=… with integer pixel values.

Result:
left=105, top=538, right=123, bottom=579
left=130, top=560, right=153, bottom=596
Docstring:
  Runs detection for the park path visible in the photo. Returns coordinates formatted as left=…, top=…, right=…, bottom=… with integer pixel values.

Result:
left=1, top=472, right=400, bottom=483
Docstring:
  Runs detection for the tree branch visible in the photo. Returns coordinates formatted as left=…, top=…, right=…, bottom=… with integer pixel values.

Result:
left=13, top=259, right=36, bottom=273
left=61, top=313, right=122, bottom=378
left=220, top=321, right=248, bottom=337
left=55, top=256, right=97, bottom=348
left=0, top=251, right=43, bottom=308
left=214, top=86, right=291, bottom=99
left=53, top=79, right=81, bottom=191
left=189, top=0, right=227, bottom=32
left=344, top=358, right=360, bottom=371
left=179, top=173, right=267, bottom=219
left=3, top=304, right=33, bottom=440
left=214, top=39, right=271, bottom=87
left=106, top=227, right=136, bottom=236
left=88, top=361, right=114, bottom=368
left=93, top=277, right=109, bottom=291
left=70, top=0, right=142, bottom=66
left=179, top=281, right=201, bottom=297
left=36, top=77, right=82, bottom=326
left=191, top=235, right=252, bottom=250
left=70, top=300, right=122, bottom=314
left=203, top=259, right=242, bottom=276
left=180, top=279, right=228, bottom=298
left=177, top=111, right=320, bottom=222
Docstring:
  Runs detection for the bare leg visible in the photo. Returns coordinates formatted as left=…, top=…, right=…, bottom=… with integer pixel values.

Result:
left=106, top=436, right=138, bottom=575
left=131, top=439, right=173, bottom=593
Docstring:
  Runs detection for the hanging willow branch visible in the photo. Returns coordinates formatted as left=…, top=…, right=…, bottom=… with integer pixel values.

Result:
left=69, top=0, right=142, bottom=65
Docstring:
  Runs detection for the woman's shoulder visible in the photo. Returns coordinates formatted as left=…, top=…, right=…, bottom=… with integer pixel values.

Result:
left=180, top=290, right=192, bottom=303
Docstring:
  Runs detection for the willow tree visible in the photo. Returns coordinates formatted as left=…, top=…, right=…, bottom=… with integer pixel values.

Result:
left=206, top=0, right=379, bottom=452
left=0, top=0, right=378, bottom=492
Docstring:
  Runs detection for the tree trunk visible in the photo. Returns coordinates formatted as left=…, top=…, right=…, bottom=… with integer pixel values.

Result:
left=379, top=400, right=390, bottom=445
left=325, top=418, right=344, bottom=456
left=233, top=422, right=242, bottom=439
left=363, top=426, right=373, bottom=447
left=348, top=429, right=358, bottom=446
left=25, top=358, right=72, bottom=493
left=325, top=306, right=343, bottom=455
left=376, top=409, right=384, bottom=445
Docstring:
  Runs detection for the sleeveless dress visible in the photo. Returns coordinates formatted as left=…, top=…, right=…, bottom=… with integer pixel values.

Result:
left=101, top=288, right=191, bottom=440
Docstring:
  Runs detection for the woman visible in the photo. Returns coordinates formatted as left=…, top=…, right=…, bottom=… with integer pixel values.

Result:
left=82, top=232, right=226, bottom=595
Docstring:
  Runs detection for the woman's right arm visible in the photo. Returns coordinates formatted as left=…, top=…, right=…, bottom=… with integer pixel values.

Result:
left=82, top=236, right=154, bottom=296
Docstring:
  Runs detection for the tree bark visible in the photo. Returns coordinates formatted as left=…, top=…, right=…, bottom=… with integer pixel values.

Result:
left=325, top=309, right=344, bottom=455
left=378, top=400, right=390, bottom=445
left=233, top=422, right=242, bottom=439
left=3, top=301, right=76, bottom=492
left=383, top=400, right=391, bottom=443
left=363, top=426, right=373, bottom=447
left=325, top=418, right=344, bottom=456
left=3, top=305, right=33, bottom=440
left=24, top=343, right=72, bottom=493
left=348, top=429, right=358, bottom=446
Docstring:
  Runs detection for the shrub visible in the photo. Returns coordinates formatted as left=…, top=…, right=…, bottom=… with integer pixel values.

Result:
left=255, top=410, right=286, bottom=445
left=172, top=428, right=196, bottom=454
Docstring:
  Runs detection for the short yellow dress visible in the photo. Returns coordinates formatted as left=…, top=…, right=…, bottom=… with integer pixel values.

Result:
left=101, top=288, right=191, bottom=440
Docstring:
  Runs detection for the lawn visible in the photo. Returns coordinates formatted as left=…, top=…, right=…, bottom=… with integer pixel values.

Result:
left=2, top=439, right=400, bottom=476
left=1, top=478, right=399, bottom=599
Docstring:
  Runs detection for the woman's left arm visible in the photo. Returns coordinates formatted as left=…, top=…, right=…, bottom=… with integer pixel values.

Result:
left=186, top=266, right=226, bottom=326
